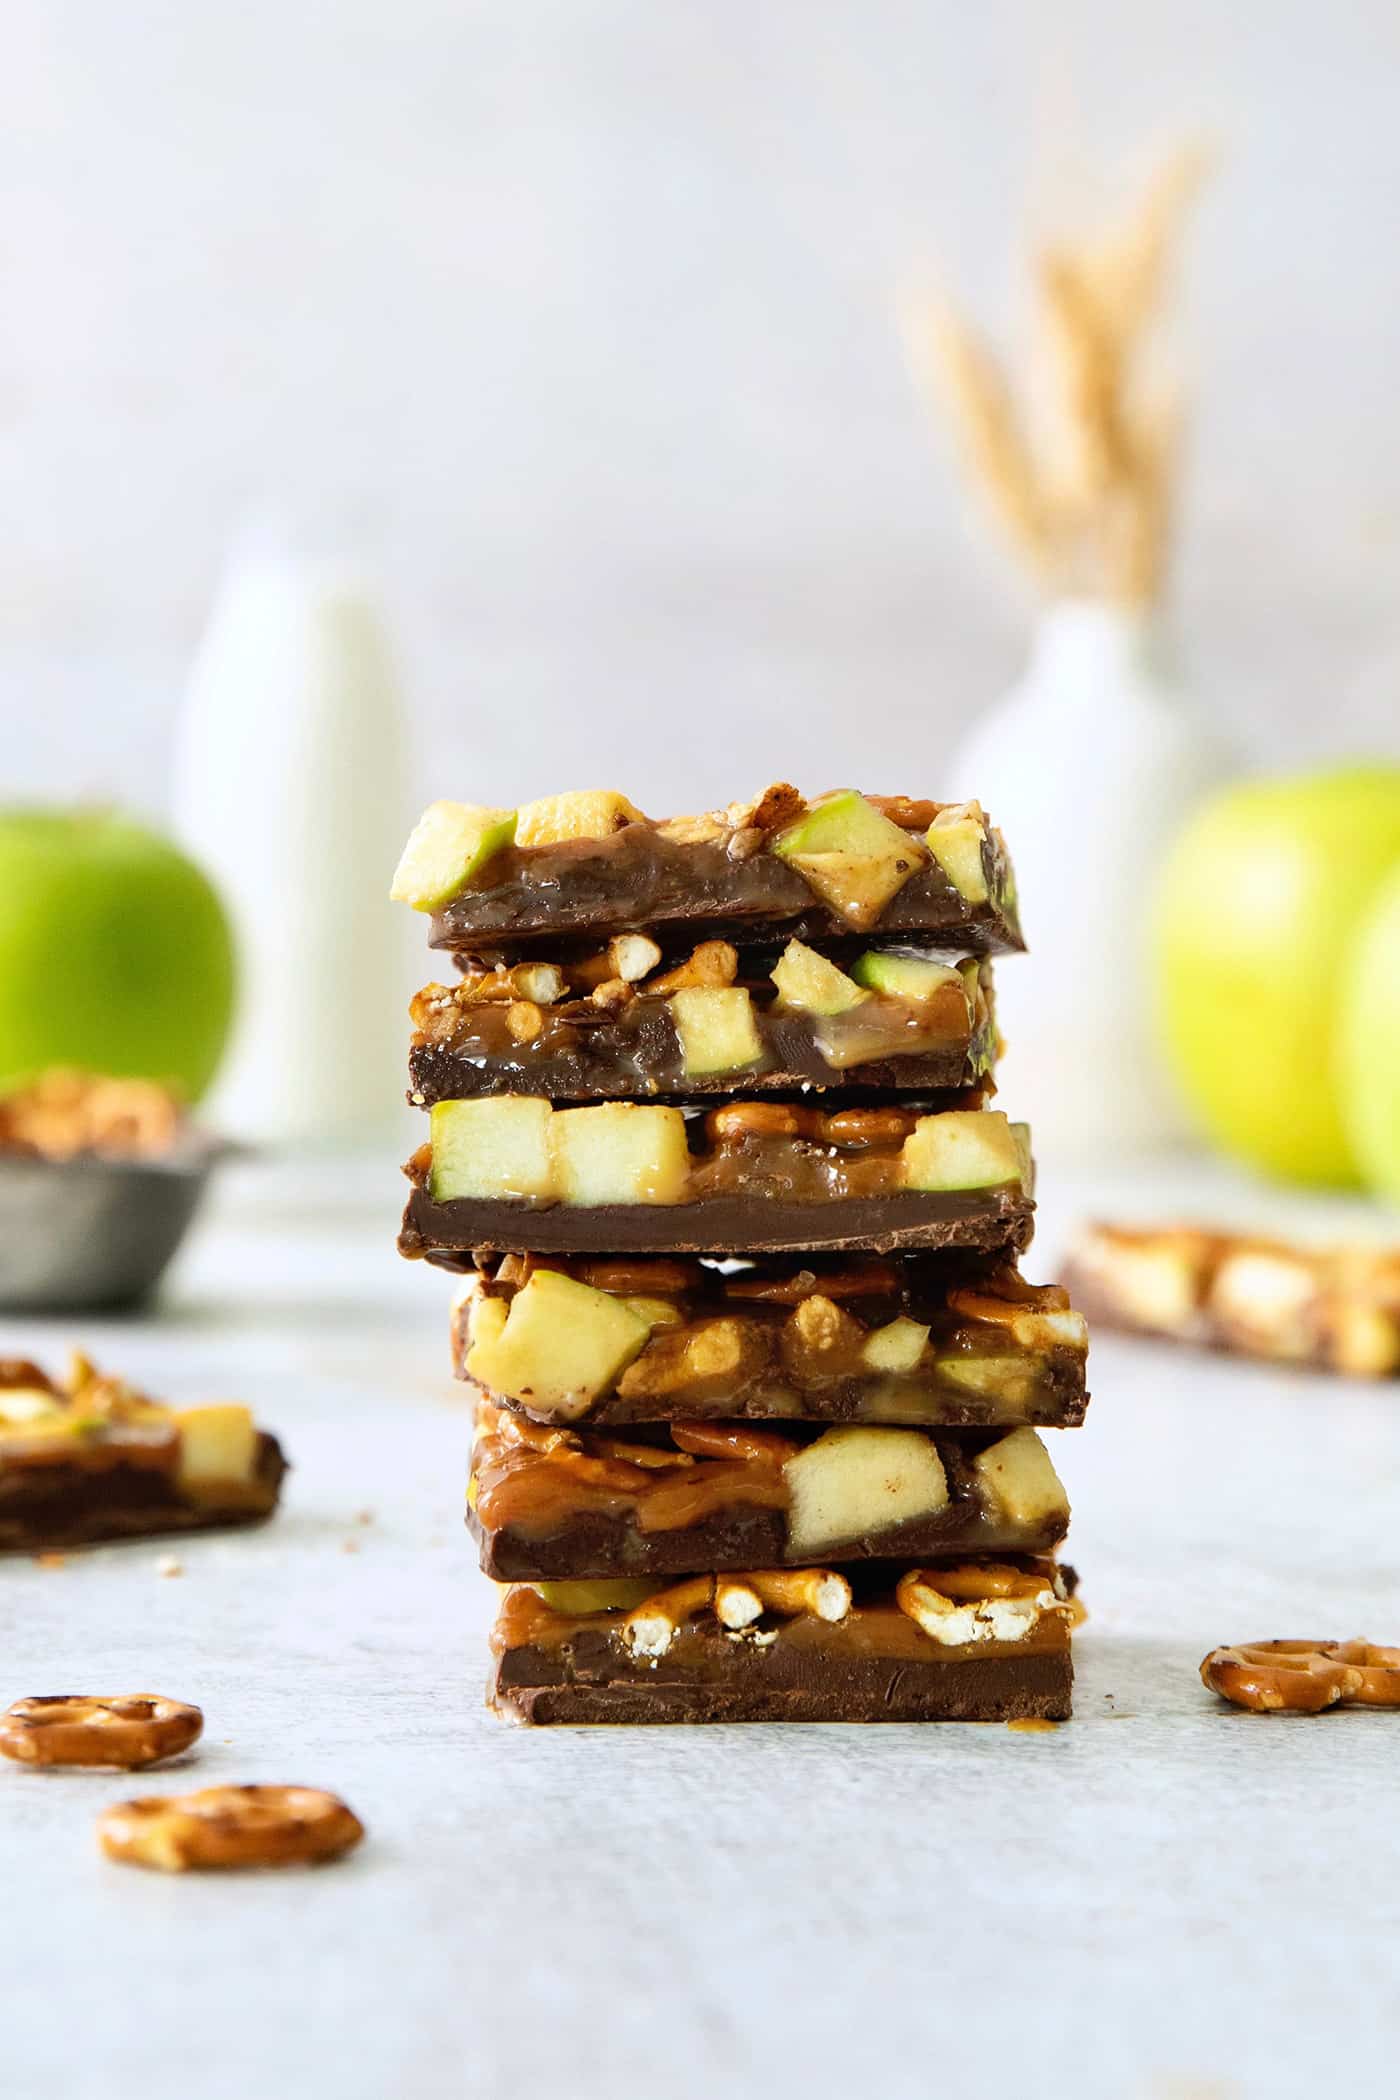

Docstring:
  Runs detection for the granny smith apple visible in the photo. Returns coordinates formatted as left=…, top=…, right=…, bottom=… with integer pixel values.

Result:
left=0, top=808, right=236, bottom=1101
left=1340, top=864, right=1400, bottom=1203
left=1153, top=765, right=1400, bottom=1185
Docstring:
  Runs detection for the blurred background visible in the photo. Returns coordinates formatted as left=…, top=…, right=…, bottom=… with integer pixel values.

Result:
left=6, top=0, right=1400, bottom=812
left=3, top=0, right=1399, bottom=1281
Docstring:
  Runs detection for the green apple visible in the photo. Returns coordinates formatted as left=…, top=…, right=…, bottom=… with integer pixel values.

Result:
left=1339, top=864, right=1400, bottom=1202
left=0, top=808, right=235, bottom=1101
left=1153, top=766, right=1400, bottom=1185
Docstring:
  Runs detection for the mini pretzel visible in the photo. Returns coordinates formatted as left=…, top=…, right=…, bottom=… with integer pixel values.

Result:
left=1329, top=1641, right=1400, bottom=1707
left=98, top=1784, right=365, bottom=1871
left=0, top=1695, right=203, bottom=1770
left=1200, top=1641, right=1365, bottom=1713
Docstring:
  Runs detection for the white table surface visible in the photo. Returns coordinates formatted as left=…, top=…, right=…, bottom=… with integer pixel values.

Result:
left=3, top=1151, right=1399, bottom=2100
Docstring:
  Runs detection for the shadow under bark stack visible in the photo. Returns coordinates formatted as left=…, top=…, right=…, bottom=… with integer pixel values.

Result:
left=392, top=784, right=1090, bottom=1724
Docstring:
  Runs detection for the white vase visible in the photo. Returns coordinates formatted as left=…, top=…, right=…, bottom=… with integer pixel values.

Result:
left=172, top=549, right=409, bottom=1146
left=945, top=599, right=1228, bottom=1161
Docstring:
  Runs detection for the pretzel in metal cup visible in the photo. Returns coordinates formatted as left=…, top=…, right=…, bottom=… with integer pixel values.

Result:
left=1201, top=1641, right=1364, bottom=1713
left=98, top=1784, right=365, bottom=1871
left=0, top=1695, right=203, bottom=1770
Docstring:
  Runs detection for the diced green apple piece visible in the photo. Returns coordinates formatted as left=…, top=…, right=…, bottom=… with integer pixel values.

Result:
left=389, top=801, right=517, bottom=910
left=784, top=1426, right=949, bottom=1557
left=515, top=790, right=646, bottom=847
left=971, top=1427, right=1068, bottom=1529
left=174, top=1405, right=258, bottom=1490
left=769, top=938, right=868, bottom=1016
left=935, top=1356, right=1038, bottom=1406
left=550, top=1103, right=690, bottom=1205
left=925, top=803, right=990, bottom=904
left=668, top=987, right=765, bottom=1075
left=860, top=1316, right=931, bottom=1373
left=852, top=951, right=966, bottom=1001
left=531, top=1577, right=658, bottom=1615
left=466, top=1269, right=650, bottom=1417
left=429, top=1096, right=555, bottom=1202
left=770, top=790, right=928, bottom=930
left=900, top=1110, right=1024, bottom=1192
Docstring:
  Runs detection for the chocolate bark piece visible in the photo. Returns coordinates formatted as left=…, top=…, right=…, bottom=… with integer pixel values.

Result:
left=489, top=1572, right=1073, bottom=1725
left=0, top=1434, right=287, bottom=1553
left=407, top=981, right=996, bottom=1104
left=1062, top=1221, right=1400, bottom=1379
left=406, top=1184, right=1034, bottom=1260
left=429, top=809, right=1023, bottom=955
left=451, top=1254, right=1089, bottom=1429
left=0, top=1355, right=287, bottom=1553
left=468, top=1407, right=1070, bottom=1581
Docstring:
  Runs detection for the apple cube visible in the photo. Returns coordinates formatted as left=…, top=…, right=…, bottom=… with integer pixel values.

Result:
left=770, top=790, right=928, bottom=930
left=429, top=1096, right=556, bottom=1203
left=174, top=1405, right=258, bottom=1491
left=515, top=790, right=646, bottom=847
left=0, top=1388, right=64, bottom=1426
left=852, top=951, right=966, bottom=1002
left=466, top=1269, right=650, bottom=1417
left=784, top=1426, right=949, bottom=1557
left=389, top=801, right=517, bottom=911
left=935, top=1356, right=1039, bottom=1407
left=860, top=1316, right=930, bottom=1373
left=769, top=939, right=868, bottom=1016
left=550, top=1103, right=689, bottom=1206
left=668, top=987, right=765, bottom=1076
left=901, top=1110, right=1024, bottom=1192
left=925, top=803, right=990, bottom=904
left=532, top=1578, right=658, bottom=1615
left=971, top=1427, right=1068, bottom=1529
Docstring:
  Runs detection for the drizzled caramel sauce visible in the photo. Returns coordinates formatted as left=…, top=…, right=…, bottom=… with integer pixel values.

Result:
left=1006, top=1717, right=1060, bottom=1732
left=490, top=1584, right=1072, bottom=1664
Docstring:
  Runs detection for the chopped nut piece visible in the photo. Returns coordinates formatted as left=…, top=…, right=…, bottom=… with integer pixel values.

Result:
left=608, top=934, right=663, bottom=982
left=781, top=1294, right=866, bottom=1374
left=510, top=964, right=566, bottom=1004
left=725, top=782, right=805, bottom=834
left=649, top=941, right=739, bottom=993
left=505, top=1001, right=544, bottom=1044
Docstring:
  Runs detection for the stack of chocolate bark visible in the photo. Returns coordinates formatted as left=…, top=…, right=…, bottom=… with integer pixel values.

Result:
left=392, top=785, right=1090, bottom=1724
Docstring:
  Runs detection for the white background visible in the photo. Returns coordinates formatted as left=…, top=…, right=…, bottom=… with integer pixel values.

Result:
left=4, top=0, right=1400, bottom=822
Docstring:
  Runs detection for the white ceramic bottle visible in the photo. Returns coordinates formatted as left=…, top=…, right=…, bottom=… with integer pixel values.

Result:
left=945, top=599, right=1228, bottom=1160
left=172, top=548, right=409, bottom=1144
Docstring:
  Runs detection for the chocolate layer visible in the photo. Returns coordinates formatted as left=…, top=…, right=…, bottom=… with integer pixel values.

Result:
left=490, top=1582, right=1073, bottom=1725
left=407, top=994, right=994, bottom=1105
left=406, top=1185, right=1034, bottom=1260
left=431, top=816, right=1023, bottom=955
left=468, top=1412, right=1069, bottom=1581
left=0, top=1433, right=286, bottom=1553
left=452, top=1255, right=1089, bottom=1428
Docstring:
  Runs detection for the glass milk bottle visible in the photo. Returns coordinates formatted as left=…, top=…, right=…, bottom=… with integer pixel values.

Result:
left=172, top=547, right=409, bottom=1144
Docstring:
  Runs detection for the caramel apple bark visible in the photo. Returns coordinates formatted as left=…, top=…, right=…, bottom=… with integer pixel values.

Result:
left=1062, top=1222, right=1400, bottom=1379
left=409, top=942, right=997, bottom=1103
left=490, top=1559, right=1075, bottom=1725
left=390, top=787, right=1022, bottom=953
left=0, top=1355, right=286, bottom=1552
left=469, top=1404, right=1069, bottom=1580
left=401, top=1100, right=1033, bottom=1259
left=451, top=1257, right=1089, bottom=1429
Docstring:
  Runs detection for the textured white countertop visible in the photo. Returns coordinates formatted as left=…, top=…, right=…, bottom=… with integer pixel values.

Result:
left=3, top=1153, right=1398, bottom=2100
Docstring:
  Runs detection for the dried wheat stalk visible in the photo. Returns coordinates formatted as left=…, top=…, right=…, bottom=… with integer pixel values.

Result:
left=905, top=143, right=1207, bottom=607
